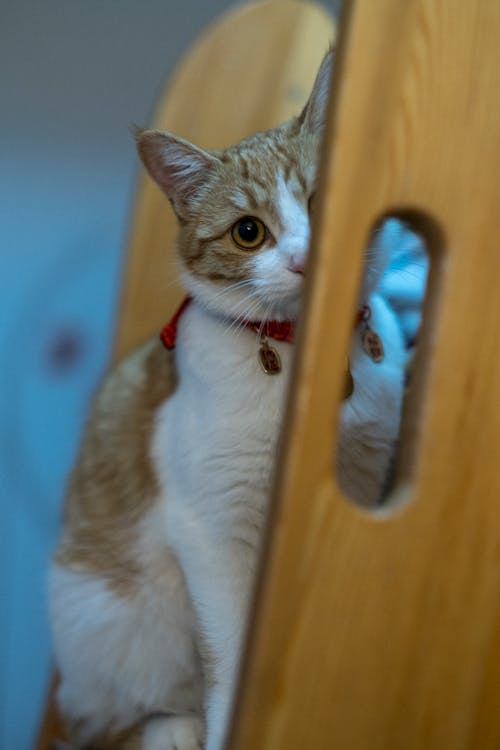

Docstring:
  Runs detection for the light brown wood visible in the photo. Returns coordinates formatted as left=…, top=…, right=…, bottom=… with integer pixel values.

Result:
left=115, top=0, right=335, bottom=359
left=36, top=3, right=335, bottom=747
left=229, top=2, right=500, bottom=749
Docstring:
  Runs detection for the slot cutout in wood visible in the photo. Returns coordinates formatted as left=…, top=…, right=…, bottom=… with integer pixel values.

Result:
left=335, top=211, right=444, bottom=514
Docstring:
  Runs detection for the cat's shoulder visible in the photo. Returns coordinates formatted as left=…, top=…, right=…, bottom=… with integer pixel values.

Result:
left=97, top=336, right=177, bottom=417
left=62, top=338, right=176, bottom=524
left=56, top=338, right=177, bottom=586
left=78, top=336, right=178, bottom=470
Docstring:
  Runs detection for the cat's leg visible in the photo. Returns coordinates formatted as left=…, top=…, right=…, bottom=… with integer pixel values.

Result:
left=186, top=554, right=252, bottom=750
left=49, top=561, right=204, bottom=749
left=166, top=524, right=256, bottom=750
left=54, top=715, right=204, bottom=750
left=200, top=561, right=252, bottom=750
left=61, top=714, right=205, bottom=750
left=141, top=714, right=204, bottom=750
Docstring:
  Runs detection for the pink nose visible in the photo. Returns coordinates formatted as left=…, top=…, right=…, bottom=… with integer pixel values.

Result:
left=288, top=254, right=306, bottom=275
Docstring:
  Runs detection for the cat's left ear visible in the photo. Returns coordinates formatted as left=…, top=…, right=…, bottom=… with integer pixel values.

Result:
left=300, top=48, right=333, bottom=134
left=135, top=128, right=219, bottom=220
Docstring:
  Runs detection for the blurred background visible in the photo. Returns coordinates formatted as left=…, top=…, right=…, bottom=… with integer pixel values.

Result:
left=0, top=1, right=341, bottom=748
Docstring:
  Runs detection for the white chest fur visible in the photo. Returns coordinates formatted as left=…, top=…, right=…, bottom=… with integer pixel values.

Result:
left=152, top=292, right=405, bottom=529
left=152, top=302, right=294, bottom=550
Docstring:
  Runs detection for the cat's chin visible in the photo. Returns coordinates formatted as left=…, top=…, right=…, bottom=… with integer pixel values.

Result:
left=252, top=283, right=304, bottom=322
left=269, top=294, right=301, bottom=322
left=180, top=272, right=302, bottom=324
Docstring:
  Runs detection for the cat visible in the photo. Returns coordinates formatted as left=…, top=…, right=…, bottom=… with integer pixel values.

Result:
left=49, top=50, right=406, bottom=750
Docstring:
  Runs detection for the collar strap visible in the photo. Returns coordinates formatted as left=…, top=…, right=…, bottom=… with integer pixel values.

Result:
left=244, top=318, right=294, bottom=344
left=160, top=297, right=192, bottom=350
left=161, top=296, right=368, bottom=351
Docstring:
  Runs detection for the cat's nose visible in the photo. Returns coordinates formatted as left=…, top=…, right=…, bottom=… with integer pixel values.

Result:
left=287, top=253, right=307, bottom=275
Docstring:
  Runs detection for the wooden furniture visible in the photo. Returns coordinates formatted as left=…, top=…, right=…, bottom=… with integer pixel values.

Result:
left=36, top=2, right=334, bottom=747
left=229, top=1, right=500, bottom=749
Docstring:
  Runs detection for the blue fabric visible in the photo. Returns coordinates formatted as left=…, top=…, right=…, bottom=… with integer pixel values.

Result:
left=380, top=219, right=429, bottom=347
left=0, top=218, right=121, bottom=750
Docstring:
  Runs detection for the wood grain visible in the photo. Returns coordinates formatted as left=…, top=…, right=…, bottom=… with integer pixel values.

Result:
left=229, top=1, right=500, bottom=749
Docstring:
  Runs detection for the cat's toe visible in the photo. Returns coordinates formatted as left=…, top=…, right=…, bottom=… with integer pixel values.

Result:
left=142, top=714, right=205, bottom=750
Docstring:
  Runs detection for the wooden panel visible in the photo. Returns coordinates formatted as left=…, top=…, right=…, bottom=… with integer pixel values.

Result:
left=230, top=2, right=500, bottom=749
left=115, top=0, right=335, bottom=359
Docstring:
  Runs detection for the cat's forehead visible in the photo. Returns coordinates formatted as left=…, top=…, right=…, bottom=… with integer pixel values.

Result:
left=220, top=126, right=317, bottom=201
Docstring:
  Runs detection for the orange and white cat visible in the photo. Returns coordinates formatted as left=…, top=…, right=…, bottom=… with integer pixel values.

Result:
left=49, top=52, right=405, bottom=750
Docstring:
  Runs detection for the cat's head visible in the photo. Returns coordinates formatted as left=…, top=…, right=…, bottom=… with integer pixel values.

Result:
left=138, top=50, right=389, bottom=323
left=136, top=51, right=332, bottom=324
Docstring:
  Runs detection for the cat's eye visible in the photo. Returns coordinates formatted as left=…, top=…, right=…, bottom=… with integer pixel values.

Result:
left=231, top=217, right=267, bottom=250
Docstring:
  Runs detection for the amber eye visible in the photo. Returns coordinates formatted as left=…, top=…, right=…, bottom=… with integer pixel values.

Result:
left=231, top=216, right=267, bottom=250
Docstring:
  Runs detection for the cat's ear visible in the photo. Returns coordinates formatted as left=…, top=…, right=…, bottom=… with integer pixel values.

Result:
left=135, top=128, right=219, bottom=220
left=300, top=48, right=333, bottom=134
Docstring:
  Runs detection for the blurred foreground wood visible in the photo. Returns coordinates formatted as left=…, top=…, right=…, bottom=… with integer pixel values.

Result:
left=229, top=1, right=500, bottom=749
left=36, top=2, right=334, bottom=746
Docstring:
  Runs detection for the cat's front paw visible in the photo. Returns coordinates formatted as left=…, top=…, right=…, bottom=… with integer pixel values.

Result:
left=142, top=714, right=205, bottom=750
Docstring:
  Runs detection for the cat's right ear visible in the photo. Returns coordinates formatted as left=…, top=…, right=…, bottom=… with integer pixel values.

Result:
left=300, top=48, right=333, bottom=134
left=135, top=128, right=219, bottom=221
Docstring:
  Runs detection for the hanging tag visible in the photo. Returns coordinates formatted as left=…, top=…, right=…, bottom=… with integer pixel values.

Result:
left=259, top=339, right=282, bottom=375
left=362, top=326, right=384, bottom=363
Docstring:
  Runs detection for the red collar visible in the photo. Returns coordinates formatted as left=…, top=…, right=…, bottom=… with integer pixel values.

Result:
left=160, top=297, right=193, bottom=349
left=160, top=296, right=368, bottom=350
left=160, top=297, right=294, bottom=349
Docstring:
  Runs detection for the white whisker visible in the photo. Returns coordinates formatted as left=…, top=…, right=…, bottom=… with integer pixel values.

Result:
left=206, top=278, right=256, bottom=305
left=224, top=293, right=268, bottom=338
left=225, top=296, right=264, bottom=338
